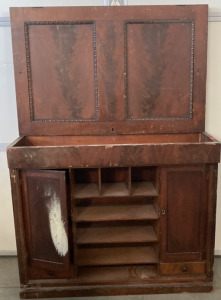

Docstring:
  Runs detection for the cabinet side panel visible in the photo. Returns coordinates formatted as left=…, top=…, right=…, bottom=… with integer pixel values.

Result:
left=206, top=164, right=218, bottom=278
left=9, top=169, right=28, bottom=284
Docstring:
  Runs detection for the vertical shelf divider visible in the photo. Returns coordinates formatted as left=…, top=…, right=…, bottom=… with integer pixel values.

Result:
left=98, top=168, right=102, bottom=197
left=69, top=168, right=78, bottom=277
left=128, top=167, right=132, bottom=196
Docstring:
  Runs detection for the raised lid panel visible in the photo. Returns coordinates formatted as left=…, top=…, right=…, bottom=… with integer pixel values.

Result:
left=26, top=22, right=98, bottom=122
left=10, top=5, right=208, bottom=136
left=126, top=21, right=193, bottom=121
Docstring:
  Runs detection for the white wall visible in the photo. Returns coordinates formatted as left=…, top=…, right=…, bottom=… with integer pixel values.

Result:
left=206, top=22, right=221, bottom=254
left=0, top=0, right=221, bottom=255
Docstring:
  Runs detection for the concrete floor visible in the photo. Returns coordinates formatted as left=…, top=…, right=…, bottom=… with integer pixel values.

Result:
left=1, top=257, right=221, bottom=300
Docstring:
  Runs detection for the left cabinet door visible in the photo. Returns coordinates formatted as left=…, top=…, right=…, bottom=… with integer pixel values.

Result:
left=21, top=170, right=71, bottom=279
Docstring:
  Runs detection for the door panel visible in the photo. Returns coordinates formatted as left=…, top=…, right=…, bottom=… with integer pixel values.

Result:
left=21, top=170, right=70, bottom=279
left=160, top=166, right=207, bottom=262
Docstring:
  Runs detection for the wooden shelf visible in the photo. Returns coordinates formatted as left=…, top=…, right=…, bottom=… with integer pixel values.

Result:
left=76, top=204, right=158, bottom=222
left=102, top=183, right=129, bottom=197
left=131, top=182, right=158, bottom=196
left=77, top=246, right=158, bottom=266
left=77, top=226, right=157, bottom=244
left=73, top=183, right=99, bottom=198
left=78, top=265, right=158, bottom=282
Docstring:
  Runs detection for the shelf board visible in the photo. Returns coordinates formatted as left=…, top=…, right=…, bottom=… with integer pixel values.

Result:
left=131, top=182, right=158, bottom=196
left=77, top=226, right=158, bottom=244
left=77, top=246, right=158, bottom=266
left=101, top=183, right=129, bottom=197
left=73, top=183, right=99, bottom=198
left=73, top=182, right=157, bottom=198
left=78, top=265, right=158, bottom=282
left=76, top=204, right=158, bottom=222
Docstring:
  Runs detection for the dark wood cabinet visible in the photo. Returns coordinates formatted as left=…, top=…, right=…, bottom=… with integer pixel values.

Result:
left=7, top=5, right=220, bottom=299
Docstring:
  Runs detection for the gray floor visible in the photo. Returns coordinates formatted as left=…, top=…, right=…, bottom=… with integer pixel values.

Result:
left=1, top=257, right=221, bottom=300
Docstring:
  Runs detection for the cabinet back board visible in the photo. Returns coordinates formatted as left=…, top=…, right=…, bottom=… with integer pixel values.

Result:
left=10, top=5, right=208, bottom=136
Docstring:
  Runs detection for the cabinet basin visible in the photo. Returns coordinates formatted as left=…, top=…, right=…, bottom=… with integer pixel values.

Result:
left=7, top=133, right=220, bottom=169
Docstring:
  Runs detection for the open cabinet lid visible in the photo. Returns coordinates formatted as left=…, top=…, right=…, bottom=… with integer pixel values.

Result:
left=10, top=5, right=208, bottom=136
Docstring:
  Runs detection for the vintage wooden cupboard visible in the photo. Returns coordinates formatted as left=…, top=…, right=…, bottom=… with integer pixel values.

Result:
left=7, top=5, right=220, bottom=299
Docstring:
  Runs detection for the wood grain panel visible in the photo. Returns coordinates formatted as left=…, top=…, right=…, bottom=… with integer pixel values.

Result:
left=96, top=21, right=124, bottom=121
left=10, top=5, right=208, bottom=135
left=126, top=21, right=192, bottom=120
left=21, top=170, right=70, bottom=278
left=27, top=22, right=98, bottom=121
left=161, top=166, right=207, bottom=261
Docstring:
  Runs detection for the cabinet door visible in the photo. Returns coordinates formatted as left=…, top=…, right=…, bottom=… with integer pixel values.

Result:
left=21, top=170, right=70, bottom=279
left=160, top=166, right=207, bottom=262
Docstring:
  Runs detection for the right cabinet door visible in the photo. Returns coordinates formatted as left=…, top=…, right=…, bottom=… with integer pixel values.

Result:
left=160, top=166, right=207, bottom=262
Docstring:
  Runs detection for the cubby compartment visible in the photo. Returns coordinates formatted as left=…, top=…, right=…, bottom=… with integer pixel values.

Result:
left=101, top=167, right=129, bottom=196
left=76, top=203, right=158, bottom=222
left=131, top=167, right=158, bottom=196
left=73, top=168, right=100, bottom=198
left=78, top=264, right=158, bottom=282
left=77, top=245, right=158, bottom=266
left=72, top=166, right=160, bottom=277
left=77, top=223, right=158, bottom=245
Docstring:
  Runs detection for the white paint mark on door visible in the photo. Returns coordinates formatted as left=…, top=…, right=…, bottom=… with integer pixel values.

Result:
left=46, top=189, right=68, bottom=257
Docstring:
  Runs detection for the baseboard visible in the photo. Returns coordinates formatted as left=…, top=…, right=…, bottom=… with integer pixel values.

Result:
left=215, top=250, right=221, bottom=256
left=0, top=250, right=17, bottom=256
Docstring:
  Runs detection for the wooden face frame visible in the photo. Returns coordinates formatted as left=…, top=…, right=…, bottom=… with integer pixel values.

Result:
left=10, top=5, right=208, bottom=136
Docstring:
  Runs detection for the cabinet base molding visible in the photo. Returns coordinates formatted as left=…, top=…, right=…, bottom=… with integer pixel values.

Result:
left=20, top=282, right=213, bottom=299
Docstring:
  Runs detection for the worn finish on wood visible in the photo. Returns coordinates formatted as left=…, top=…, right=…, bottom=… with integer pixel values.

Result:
left=20, top=283, right=214, bottom=299
left=7, top=137, right=220, bottom=169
